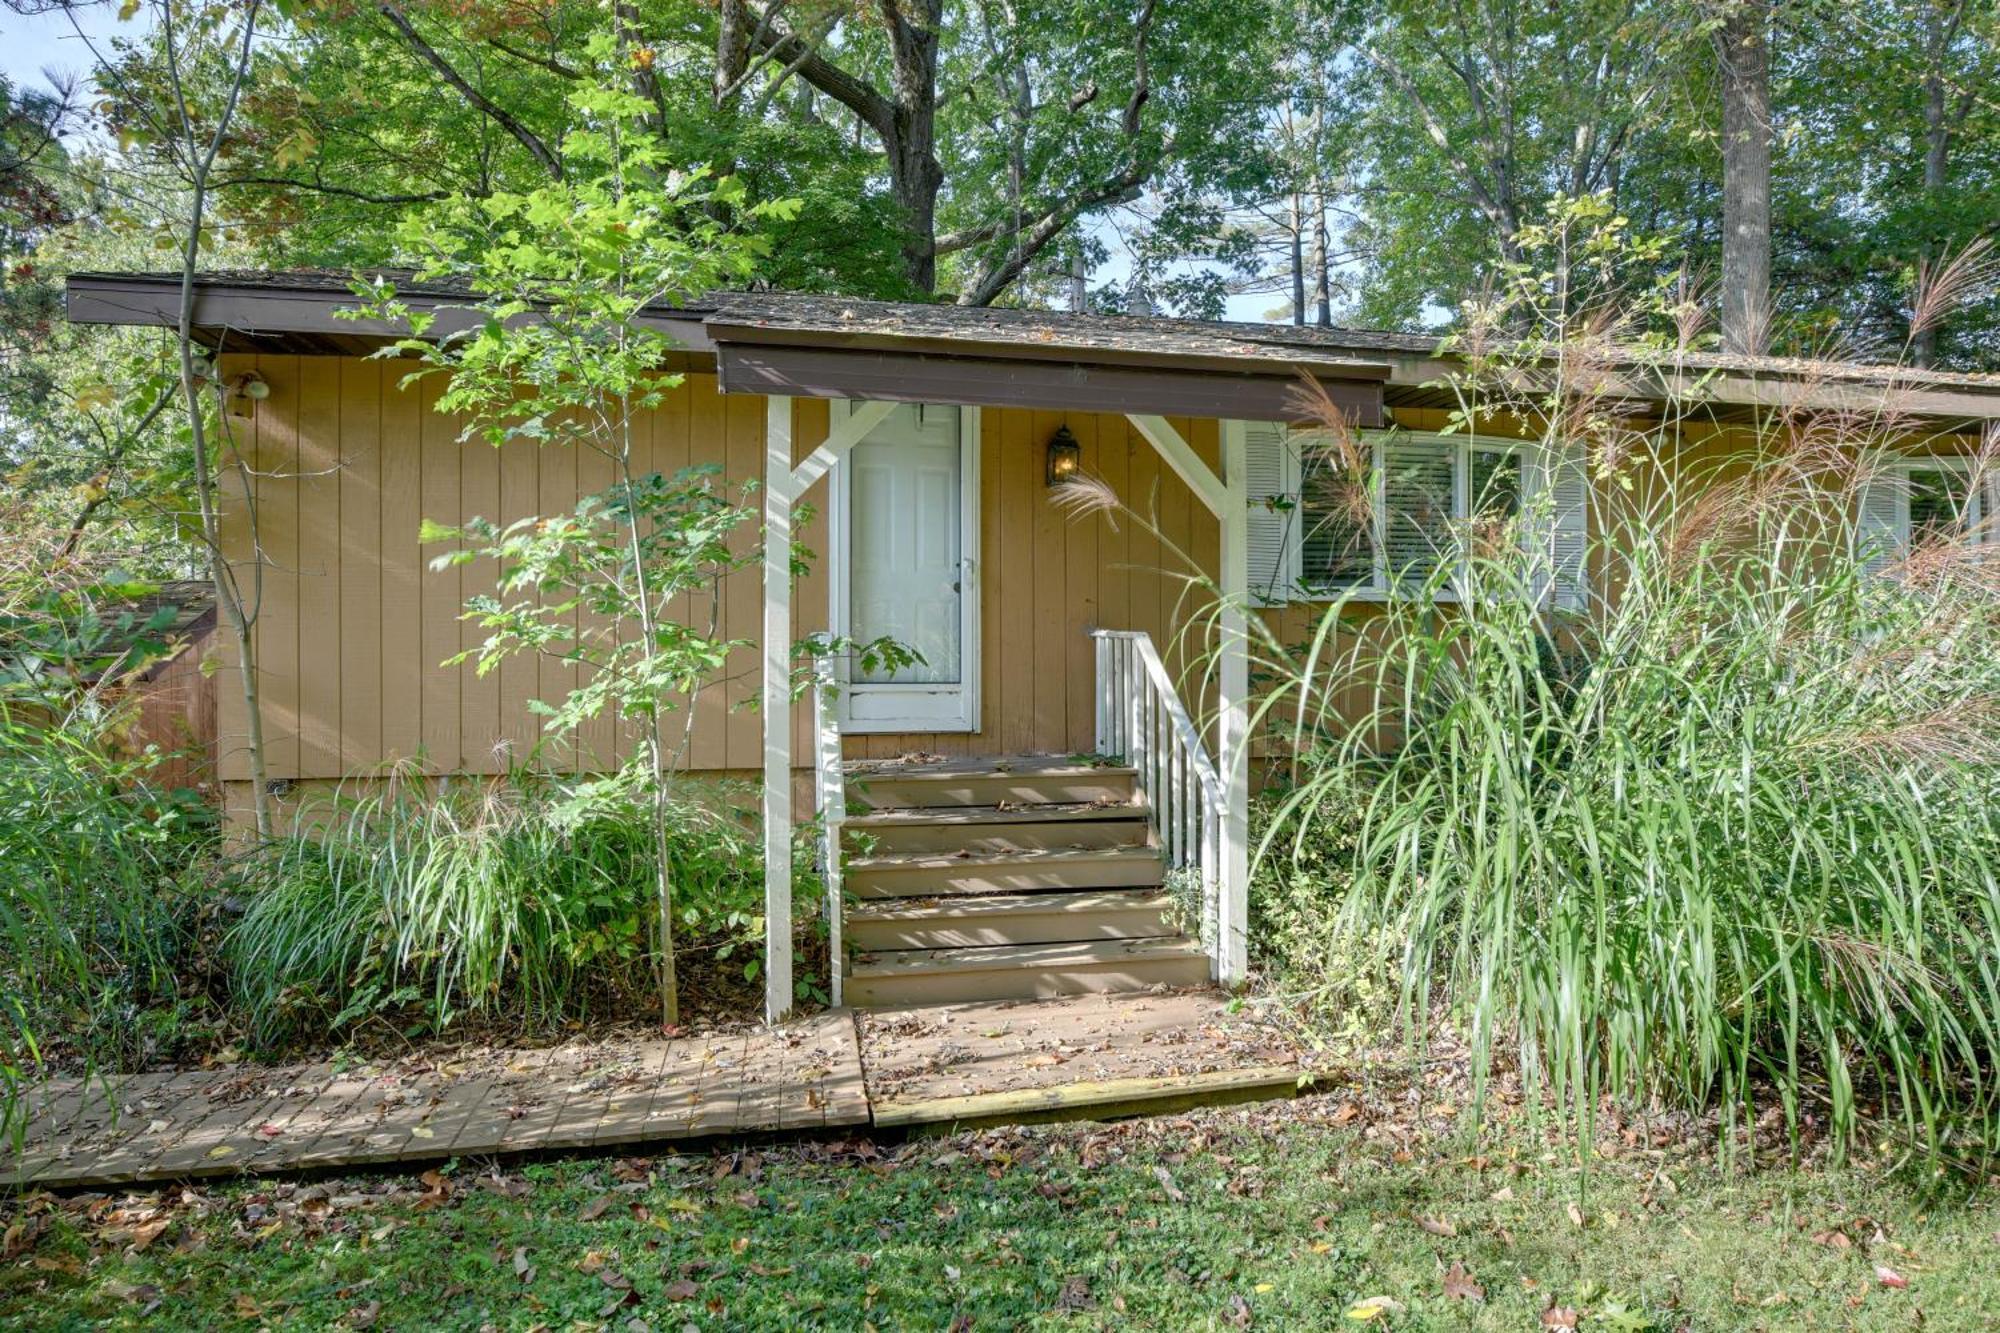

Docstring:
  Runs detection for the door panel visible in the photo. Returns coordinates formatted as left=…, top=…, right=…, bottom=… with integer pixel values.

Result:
left=833, top=402, right=980, bottom=731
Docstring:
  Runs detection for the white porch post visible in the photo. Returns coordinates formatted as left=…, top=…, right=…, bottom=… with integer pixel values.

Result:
left=1217, top=424, right=1251, bottom=986
left=1126, top=413, right=1250, bottom=987
left=762, top=395, right=796, bottom=1023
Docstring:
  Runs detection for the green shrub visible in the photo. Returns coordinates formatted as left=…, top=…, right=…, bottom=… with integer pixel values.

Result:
left=1251, top=198, right=2000, bottom=1165
left=0, top=712, right=215, bottom=1109
left=1248, top=779, right=1399, bottom=1052
left=226, top=768, right=762, bottom=1045
left=1262, top=442, right=2000, bottom=1166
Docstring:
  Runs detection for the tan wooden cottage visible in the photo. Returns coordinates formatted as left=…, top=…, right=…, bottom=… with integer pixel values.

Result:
left=67, top=274, right=2000, bottom=1020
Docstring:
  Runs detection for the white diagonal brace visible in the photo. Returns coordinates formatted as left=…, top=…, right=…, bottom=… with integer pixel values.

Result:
left=791, top=399, right=896, bottom=492
left=1127, top=414, right=1228, bottom=518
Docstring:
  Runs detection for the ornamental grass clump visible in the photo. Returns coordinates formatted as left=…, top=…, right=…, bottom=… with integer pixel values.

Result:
left=1257, top=196, right=2000, bottom=1165
left=227, top=767, right=761, bottom=1045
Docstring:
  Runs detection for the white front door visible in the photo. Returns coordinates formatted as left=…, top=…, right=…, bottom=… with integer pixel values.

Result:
left=831, top=401, right=981, bottom=732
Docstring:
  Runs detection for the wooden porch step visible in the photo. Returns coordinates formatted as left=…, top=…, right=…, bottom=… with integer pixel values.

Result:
left=846, top=844, right=1166, bottom=899
left=845, top=937, right=1210, bottom=1006
left=844, top=801, right=1151, bottom=854
left=846, top=889, right=1177, bottom=951
left=845, top=759, right=1138, bottom=811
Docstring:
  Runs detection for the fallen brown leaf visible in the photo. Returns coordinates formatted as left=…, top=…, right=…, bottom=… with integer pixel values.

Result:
left=579, top=1192, right=620, bottom=1221
left=1153, top=1165, right=1186, bottom=1203
left=127, top=1218, right=170, bottom=1252
left=1541, top=1304, right=1580, bottom=1328
left=1, top=1217, right=45, bottom=1260
left=1442, top=1259, right=1485, bottom=1303
left=1875, top=1266, right=1909, bottom=1289
left=1416, top=1214, right=1457, bottom=1237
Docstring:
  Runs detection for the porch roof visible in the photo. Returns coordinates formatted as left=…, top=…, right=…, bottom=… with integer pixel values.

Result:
left=63, top=270, right=2000, bottom=426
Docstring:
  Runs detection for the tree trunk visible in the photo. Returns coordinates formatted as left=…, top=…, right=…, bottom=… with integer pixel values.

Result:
left=1912, top=6, right=1960, bottom=368
left=883, top=1, right=945, bottom=294
left=1915, top=48, right=1953, bottom=367
left=168, top=0, right=272, bottom=839
left=1313, top=185, right=1333, bottom=327
left=714, top=0, right=750, bottom=109
left=1716, top=1, right=1771, bottom=356
left=1289, top=192, right=1306, bottom=326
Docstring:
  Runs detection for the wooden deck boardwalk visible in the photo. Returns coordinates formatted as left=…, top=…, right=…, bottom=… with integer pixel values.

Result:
left=4, top=992, right=1315, bottom=1191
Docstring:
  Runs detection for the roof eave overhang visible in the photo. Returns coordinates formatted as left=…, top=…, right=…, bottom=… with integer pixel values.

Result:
left=61, top=275, right=2000, bottom=426
left=704, top=325, right=1390, bottom=426
left=64, top=274, right=715, bottom=352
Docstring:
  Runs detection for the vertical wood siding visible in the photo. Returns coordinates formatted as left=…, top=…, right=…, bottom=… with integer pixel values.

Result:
left=215, top=358, right=1216, bottom=786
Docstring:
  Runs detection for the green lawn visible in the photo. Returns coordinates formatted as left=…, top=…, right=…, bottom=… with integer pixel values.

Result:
left=3, top=1100, right=1993, bottom=1331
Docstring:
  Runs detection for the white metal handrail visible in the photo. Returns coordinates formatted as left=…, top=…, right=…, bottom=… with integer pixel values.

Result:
left=1090, top=629, right=1225, bottom=974
left=811, top=656, right=845, bottom=1006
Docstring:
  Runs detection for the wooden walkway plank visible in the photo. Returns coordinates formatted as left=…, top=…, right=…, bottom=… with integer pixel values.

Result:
left=43, top=1072, right=220, bottom=1186
left=344, top=1068, right=462, bottom=1166
left=778, top=1012, right=850, bottom=1132
left=599, top=1038, right=711, bottom=1148
left=539, top=1042, right=652, bottom=1152
left=146, top=1083, right=296, bottom=1180
left=447, top=1047, right=559, bottom=1157
left=872, top=1065, right=1311, bottom=1130
left=821, top=1011, right=872, bottom=1130
left=730, top=1024, right=790, bottom=1136
left=257, top=1066, right=385, bottom=1171
left=4, top=1078, right=97, bottom=1187
left=230, top=1065, right=342, bottom=1171
left=491, top=1042, right=611, bottom=1155
left=589, top=1040, right=682, bottom=1148
left=390, top=1067, right=503, bottom=1163
left=687, top=1030, right=752, bottom=1137
left=646, top=1030, right=726, bottom=1144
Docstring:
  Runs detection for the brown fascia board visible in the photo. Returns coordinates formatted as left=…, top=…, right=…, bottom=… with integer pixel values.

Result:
left=714, top=342, right=1386, bottom=426
left=700, top=318, right=1396, bottom=383
left=64, top=274, right=716, bottom=351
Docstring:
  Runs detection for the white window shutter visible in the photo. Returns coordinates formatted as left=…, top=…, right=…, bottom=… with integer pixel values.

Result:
left=1524, top=440, right=1591, bottom=610
left=1983, top=466, right=1999, bottom=545
left=1856, top=472, right=1903, bottom=577
left=1241, top=420, right=1297, bottom=606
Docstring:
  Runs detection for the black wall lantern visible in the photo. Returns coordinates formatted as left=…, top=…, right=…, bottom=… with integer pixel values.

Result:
left=1045, top=425, right=1081, bottom=487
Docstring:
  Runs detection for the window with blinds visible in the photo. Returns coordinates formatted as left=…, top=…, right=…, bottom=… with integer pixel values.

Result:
left=1240, top=423, right=1588, bottom=608
left=1856, top=457, right=1993, bottom=576
left=1298, top=453, right=1373, bottom=590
